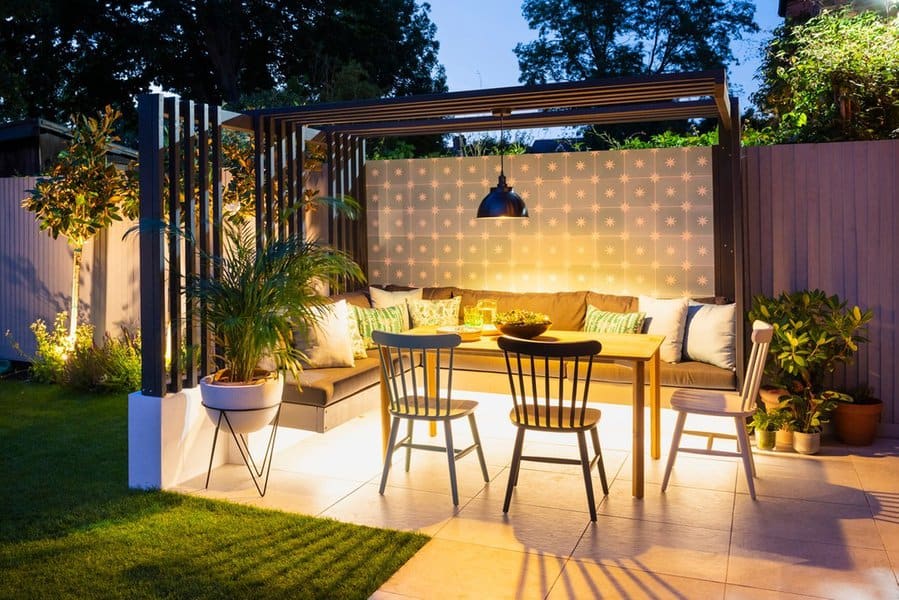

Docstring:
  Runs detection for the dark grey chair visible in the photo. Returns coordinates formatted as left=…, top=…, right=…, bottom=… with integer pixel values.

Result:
left=373, top=330, right=490, bottom=506
left=497, top=335, right=609, bottom=521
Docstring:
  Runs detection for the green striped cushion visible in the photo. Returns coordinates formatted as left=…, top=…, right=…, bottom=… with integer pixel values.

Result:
left=584, top=305, right=646, bottom=334
left=351, top=304, right=408, bottom=348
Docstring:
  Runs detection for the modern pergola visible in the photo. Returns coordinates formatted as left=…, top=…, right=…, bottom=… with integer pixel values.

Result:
left=137, top=68, right=742, bottom=397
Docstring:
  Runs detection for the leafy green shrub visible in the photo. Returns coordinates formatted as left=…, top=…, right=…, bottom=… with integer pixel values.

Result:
left=754, top=8, right=899, bottom=142
left=64, top=330, right=141, bottom=393
left=27, top=312, right=93, bottom=383
left=8, top=312, right=140, bottom=391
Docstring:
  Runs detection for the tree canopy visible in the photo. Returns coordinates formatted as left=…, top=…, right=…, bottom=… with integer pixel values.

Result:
left=0, top=0, right=446, bottom=134
left=514, top=0, right=758, bottom=84
left=752, top=8, right=899, bottom=142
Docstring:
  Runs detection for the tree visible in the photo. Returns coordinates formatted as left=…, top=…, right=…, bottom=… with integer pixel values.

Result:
left=0, top=1, right=446, bottom=137
left=22, top=106, right=138, bottom=347
left=515, top=0, right=758, bottom=84
left=752, top=8, right=899, bottom=142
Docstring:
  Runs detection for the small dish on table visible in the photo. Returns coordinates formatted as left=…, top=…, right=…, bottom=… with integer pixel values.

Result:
left=436, top=325, right=482, bottom=342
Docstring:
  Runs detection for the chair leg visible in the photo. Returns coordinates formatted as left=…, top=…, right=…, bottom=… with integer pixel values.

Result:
left=577, top=431, right=598, bottom=522
left=444, top=420, right=460, bottom=506
left=735, top=416, right=758, bottom=500
left=404, top=418, right=414, bottom=473
left=503, top=427, right=525, bottom=514
left=468, top=413, right=490, bottom=482
left=379, top=416, right=402, bottom=495
left=590, top=426, right=609, bottom=496
left=662, top=411, right=687, bottom=492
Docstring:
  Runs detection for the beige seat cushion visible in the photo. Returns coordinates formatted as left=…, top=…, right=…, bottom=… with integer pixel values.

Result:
left=283, top=353, right=382, bottom=408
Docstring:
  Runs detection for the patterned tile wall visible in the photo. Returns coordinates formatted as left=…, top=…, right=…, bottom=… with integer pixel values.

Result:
left=365, top=147, right=714, bottom=297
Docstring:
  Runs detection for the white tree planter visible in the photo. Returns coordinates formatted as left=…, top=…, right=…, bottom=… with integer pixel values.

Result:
left=200, top=373, right=283, bottom=434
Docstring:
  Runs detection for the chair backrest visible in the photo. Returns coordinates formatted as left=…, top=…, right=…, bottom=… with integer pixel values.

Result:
left=497, top=335, right=602, bottom=429
left=372, top=330, right=462, bottom=418
left=740, top=320, right=774, bottom=412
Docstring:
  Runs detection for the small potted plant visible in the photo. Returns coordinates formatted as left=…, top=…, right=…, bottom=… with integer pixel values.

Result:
left=750, top=406, right=785, bottom=451
left=787, top=391, right=845, bottom=454
left=833, top=384, right=883, bottom=446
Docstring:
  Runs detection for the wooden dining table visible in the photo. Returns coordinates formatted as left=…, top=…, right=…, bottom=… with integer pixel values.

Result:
left=378, top=328, right=665, bottom=499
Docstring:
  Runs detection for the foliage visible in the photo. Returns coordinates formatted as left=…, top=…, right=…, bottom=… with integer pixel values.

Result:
left=220, top=131, right=359, bottom=225
left=597, top=127, right=719, bottom=149
left=784, top=391, right=847, bottom=434
left=185, top=225, right=364, bottom=384
left=748, top=290, right=873, bottom=399
left=749, top=405, right=787, bottom=433
left=749, top=291, right=873, bottom=393
left=21, top=106, right=138, bottom=344
left=0, top=380, right=429, bottom=598
left=749, top=290, right=873, bottom=432
left=20, top=312, right=93, bottom=384
left=62, top=330, right=142, bottom=393
left=753, top=8, right=899, bottom=142
left=7, top=312, right=141, bottom=392
left=0, top=1, right=446, bottom=137
left=22, top=106, right=138, bottom=243
left=515, top=0, right=758, bottom=84
left=494, top=310, right=552, bottom=326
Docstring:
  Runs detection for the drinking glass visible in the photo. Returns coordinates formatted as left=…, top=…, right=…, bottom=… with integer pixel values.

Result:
left=464, top=306, right=484, bottom=327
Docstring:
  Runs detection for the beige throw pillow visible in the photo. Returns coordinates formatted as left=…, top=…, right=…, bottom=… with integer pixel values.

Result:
left=638, top=295, right=689, bottom=363
left=298, top=299, right=355, bottom=368
left=369, top=286, right=422, bottom=328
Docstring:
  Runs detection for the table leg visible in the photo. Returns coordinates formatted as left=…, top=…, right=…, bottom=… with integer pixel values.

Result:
left=380, top=347, right=391, bottom=457
left=650, top=350, right=661, bottom=460
left=632, top=361, right=645, bottom=499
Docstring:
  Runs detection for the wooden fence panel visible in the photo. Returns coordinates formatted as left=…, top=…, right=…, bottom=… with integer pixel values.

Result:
left=742, top=140, right=899, bottom=427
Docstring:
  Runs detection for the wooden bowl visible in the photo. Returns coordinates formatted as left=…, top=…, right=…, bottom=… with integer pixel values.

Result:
left=496, top=321, right=551, bottom=339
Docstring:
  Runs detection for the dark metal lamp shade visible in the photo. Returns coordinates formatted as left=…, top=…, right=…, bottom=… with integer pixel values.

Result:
left=476, top=173, right=528, bottom=219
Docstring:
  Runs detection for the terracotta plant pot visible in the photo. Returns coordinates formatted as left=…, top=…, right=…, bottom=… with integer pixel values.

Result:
left=774, top=428, right=794, bottom=452
left=793, top=431, right=821, bottom=455
left=755, top=429, right=776, bottom=451
left=759, top=386, right=789, bottom=412
left=833, top=400, right=883, bottom=446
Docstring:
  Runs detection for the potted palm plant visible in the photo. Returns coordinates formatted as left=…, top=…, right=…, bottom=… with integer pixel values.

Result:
left=748, top=290, right=873, bottom=454
left=186, top=224, right=364, bottom=433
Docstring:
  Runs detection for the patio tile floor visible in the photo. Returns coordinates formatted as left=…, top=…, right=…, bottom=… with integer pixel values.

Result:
left=173, top=391, right=899, bottom=599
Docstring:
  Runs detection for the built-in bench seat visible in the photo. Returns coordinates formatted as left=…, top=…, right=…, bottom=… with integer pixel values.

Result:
left=282, top=286, right=738, bottom=432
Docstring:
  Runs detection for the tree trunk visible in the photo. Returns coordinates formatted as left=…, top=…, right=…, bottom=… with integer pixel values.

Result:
left=69, top=244, right=83, bottom=347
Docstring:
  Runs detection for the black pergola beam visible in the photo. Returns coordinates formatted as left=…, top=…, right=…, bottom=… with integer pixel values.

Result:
left=253, top=70, right=726, bottom=127
left=315, top=100, right=720, bottom=138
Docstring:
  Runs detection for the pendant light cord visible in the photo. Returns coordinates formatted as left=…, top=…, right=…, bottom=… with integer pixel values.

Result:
left=500, top=112, right=505, bottom=177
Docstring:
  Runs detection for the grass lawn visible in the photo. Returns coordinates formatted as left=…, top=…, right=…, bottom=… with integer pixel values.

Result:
left=0, top=379, right=428, bottom=599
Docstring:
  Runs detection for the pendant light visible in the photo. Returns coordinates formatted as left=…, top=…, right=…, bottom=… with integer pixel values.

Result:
left=476, top=109, right=528, bottom=219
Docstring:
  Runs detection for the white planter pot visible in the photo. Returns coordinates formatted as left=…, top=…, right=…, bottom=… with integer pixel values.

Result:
left=793, top=431, right=821, bottom=455
left=200, top=372, right=283, bottom=434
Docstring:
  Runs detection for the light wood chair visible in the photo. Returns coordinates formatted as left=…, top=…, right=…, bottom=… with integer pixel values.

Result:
left=662, top=320, right=774, bottom=500
left=497, top=335, right=609, bottom=521
left=373, top=330, right=489, bottom=506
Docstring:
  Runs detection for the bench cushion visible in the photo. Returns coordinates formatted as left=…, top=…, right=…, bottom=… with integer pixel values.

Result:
left=283, top=353, right=382, bottom=408
left=588, top=360, right=737, bottom=390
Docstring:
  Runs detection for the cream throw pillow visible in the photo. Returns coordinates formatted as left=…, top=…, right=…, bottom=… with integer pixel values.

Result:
left=369, top=286, right=422, bottom=328
left=299, top=299, right=355, bottom=368
left=638, top=295, right=689, bottom=363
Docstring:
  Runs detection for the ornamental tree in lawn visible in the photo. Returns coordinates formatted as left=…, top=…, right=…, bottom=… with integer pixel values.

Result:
left=21, top=106, right=138, bottom=347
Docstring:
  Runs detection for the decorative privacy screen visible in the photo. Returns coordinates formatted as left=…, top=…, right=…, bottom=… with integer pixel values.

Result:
left=365, top=148, right=714, bottom=297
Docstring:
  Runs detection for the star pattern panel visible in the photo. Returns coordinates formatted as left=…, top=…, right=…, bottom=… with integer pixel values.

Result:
left=366, top=148, right=715, bottom=297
